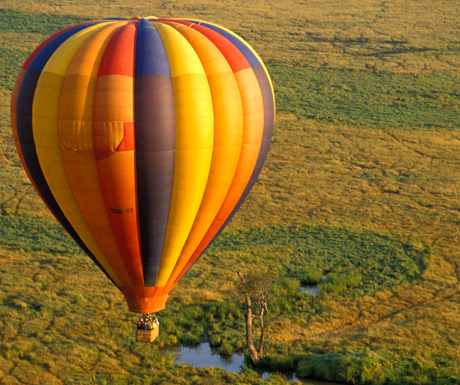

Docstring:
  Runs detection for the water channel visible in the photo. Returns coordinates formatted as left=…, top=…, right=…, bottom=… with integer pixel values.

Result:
left=167, top=274, right=342, bottom=384
left=168, top=342, right=342, bottom=384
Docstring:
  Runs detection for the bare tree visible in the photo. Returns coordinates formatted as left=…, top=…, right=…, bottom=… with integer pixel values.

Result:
left=232, top=270, right=276, bottom=364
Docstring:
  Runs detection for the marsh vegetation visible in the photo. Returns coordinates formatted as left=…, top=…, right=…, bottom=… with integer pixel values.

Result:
left=1, top=0, right=460, bottom=384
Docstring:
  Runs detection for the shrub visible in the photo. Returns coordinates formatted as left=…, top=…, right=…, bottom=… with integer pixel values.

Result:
left=218, top=343, right=233, bottom=356
left=235, top=340, right=245, bottom=350
left=436, top=376, right=460, bottom=385
left=300, top=268, right=325, bottom=285
left=271, top=278, right=300, bottom=297
left=163, top=335, right=179, bottom=346
left=297, top=350, right=393, bottom=385
left=321, top=270, right=362, bottom=295
left=179, top=332, right=202, bottom=346
left=264, top=355, right=296, bottom=371
left=209, top=334, right=222, bottom=347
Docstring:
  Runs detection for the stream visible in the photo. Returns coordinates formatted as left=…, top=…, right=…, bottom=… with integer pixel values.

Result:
left=168, top=342, right=343, bottom=384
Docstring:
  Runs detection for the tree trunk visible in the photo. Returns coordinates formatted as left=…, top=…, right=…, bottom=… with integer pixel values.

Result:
left=258, top=304, right=266, bottom=359
left=244, top=294, right=260, bottom=364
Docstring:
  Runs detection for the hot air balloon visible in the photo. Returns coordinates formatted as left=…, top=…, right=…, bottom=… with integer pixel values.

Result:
left=10, top=16, right=275, bottom=339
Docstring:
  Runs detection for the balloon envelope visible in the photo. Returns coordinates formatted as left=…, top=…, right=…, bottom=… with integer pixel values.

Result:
left=11, top=17, right=275, bottom=313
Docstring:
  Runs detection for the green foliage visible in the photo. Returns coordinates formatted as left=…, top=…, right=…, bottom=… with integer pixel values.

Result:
left=209, top=334, right=222, bottom=347
left=297, top=349, right=394, bottom=384
left=178, top=331, right=203, bottom=346
left=271, top=278, right=300, bottom=297
left=436, top=376, right=460, bottom=385
left=299, top=269, right=324, bottom=285
left=218, top=342, right=233, bottom=356
left=0, top=9, right=88, bottom=35
left=263, top=354, right=297, bottom=372
left=320, top=269, right=362, bottom=295
left=0, top=10, right=90, bottom=89
left=0, top=47, right=26, bottom=89
left=0, top=213, right=81, bottom=256
left=211, top=225, right=425, bottom=296
left=270, top=62, right=460, bottom=130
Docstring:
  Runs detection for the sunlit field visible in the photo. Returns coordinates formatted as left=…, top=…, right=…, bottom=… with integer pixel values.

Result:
left=1, top=1, right=460, bottom=384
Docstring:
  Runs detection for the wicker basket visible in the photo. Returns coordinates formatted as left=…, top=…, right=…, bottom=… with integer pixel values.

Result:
left=136, top=326, right=159, bottom=342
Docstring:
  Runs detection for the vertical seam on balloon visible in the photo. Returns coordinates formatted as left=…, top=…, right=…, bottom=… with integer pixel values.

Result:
left=192, top=26, right=275, bottom=264
left=159, top=20, right=245, bottom=288
left=34, top=22, right=123, bottom=285
left=15, top=22, right=117, bottom=285
left=134, top=19, right=175, bottom=287
left=94, top=22, right=145, bottom=288
left=132, top=20, right=143, bottom=293
left=150, top=21, right=214, bottom=287
left=171, top=25, right=267, bottom=283
left=28, top=22, right=119, bottom=285
left=59, top=21, right=135, bottom=287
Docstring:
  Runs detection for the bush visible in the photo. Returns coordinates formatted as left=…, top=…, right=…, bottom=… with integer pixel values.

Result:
left=321, top=270, right=362, bottom=295
left=271, top=297, right=293, bottom=314
left=235, top=340, right=245, bottom=350
left=209, top=334, right=222, bottom=347
left=219, top=343, right=233, bottom=356
left=300, top=268, right=324, bottom=285
left=162, top=335, right=179, bottom=346
left=297, top=350, right=393, bottom=385
left=264, top=355, right=296, bottom=371
left=271, top=278, right=300, bottom=297
left=179, top=332, right=202, bottom=346
left=436, top=376, right=460, bottom=385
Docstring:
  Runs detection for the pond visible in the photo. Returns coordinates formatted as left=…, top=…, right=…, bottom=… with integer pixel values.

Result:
left=167, top=342, right=344, bottom=385
left=168, top=342, right=244, bottom=373
left=298, top=274, right=328, bottom=296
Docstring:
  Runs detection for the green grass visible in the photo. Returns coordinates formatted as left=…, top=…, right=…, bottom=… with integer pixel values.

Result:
left=270, top=62, right=460, bottom=129
left=0, top=47, right=27, bottom=89
left=0, top=10, right=89, bottom=89
left=0, top=213, right=81, bottom=256
left=1, top=210, right=426, bottom=310
left=208, top=225, right=425, bottom=295
left=0, top=9, right=88, bottom=35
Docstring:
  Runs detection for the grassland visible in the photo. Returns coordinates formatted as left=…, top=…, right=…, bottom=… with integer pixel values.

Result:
left=1, top=0, right=460, bottom=384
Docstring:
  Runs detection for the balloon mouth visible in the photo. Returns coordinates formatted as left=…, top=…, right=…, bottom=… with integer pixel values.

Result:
left=118, top=286, right=172, bottom=314
left=124, top=293, right=169, bottom=314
